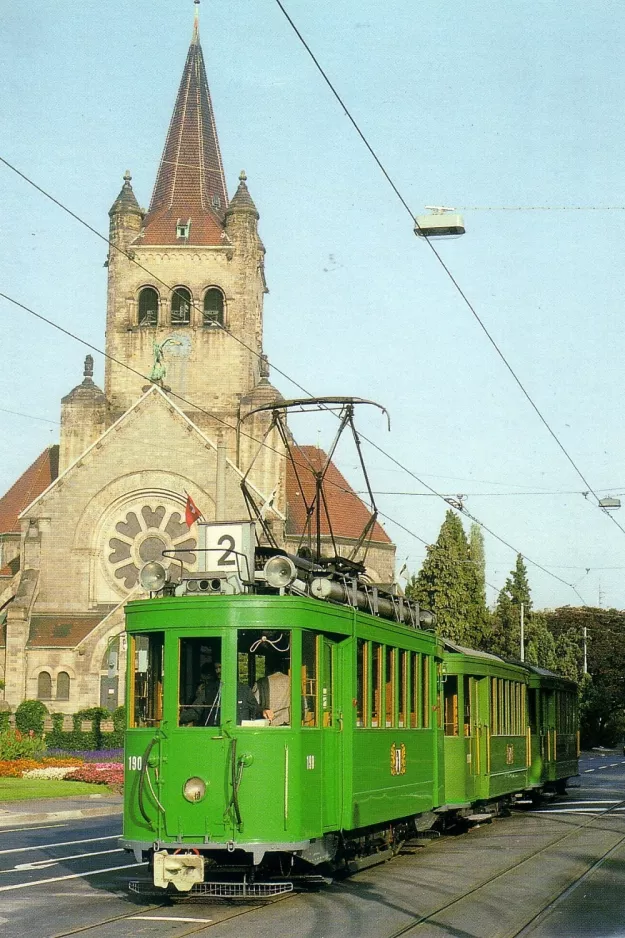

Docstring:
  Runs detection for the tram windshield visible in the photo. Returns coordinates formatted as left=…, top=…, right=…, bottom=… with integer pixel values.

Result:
left=131, top=632, right=164, bottom=728
left=237, top=629, right=291, bottom=726
left=178, top=637, right=222, bottom=727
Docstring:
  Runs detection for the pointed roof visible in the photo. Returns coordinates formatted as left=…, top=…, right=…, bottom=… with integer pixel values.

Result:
left=109, top=171, right=142, bottom=218
left=139, top=10, right=229, bottom=246
left=226, top=171, right=259, bottom=219
left=285, top=446, right=392, bottom=545
left=0, top=446, right=59, bottom=534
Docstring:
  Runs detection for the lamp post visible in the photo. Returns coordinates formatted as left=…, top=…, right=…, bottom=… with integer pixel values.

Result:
left=520, top=601, right=525, bottom=662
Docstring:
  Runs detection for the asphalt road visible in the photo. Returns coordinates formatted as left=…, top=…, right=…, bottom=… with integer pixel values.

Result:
left=0, top=751, right=623, bottom=938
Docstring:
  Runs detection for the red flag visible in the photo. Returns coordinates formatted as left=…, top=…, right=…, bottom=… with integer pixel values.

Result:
left=185, top=494, right=202, bottom=527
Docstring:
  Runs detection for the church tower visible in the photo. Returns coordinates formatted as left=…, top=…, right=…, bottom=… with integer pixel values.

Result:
left=104, top=2, right=270, bottom=464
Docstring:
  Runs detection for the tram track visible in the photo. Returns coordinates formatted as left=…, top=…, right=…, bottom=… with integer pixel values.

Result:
left=381, top=797, right=625, bottom=938
left=47, top=889, right=293, bottom=938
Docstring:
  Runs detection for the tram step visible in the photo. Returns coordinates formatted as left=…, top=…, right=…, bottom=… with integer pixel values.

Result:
left=466, top=814, right=493, bottom=824
left=346, top=847, right=394, bottom=873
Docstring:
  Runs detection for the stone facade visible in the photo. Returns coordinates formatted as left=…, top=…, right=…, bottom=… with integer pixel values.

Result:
left=0, top=14, right=395, bottom=715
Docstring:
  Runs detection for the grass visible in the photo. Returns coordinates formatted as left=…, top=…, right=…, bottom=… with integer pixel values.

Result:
left=0, top=778, right=113, bottom=801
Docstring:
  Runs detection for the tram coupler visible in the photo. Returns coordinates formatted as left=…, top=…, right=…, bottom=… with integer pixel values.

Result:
left=153, top=849, right=205, bottom=892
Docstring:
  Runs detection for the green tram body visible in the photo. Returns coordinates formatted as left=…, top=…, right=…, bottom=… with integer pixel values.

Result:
left=122, top=592, right=579, bottom=890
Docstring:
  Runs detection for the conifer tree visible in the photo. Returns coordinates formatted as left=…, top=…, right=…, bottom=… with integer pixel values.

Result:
left=407, top=510, right=488, bottom=646
left=489, top=554, right=532, bottom=659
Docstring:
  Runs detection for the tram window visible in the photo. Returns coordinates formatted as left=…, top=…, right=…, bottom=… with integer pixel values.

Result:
left=322, top=641, right=333, bottom=728
left=130, top=633, right=164, bottom=728
left=409, top=653, right=418, bottom=728
left=371, top=643, right=382, bottom=727
left=444, top=675, right=459, bottom=736
left=463, top=676, right=471, bottom=736
left=385, top=646, right=395, bottom=727
left=398, top=650, right=407, bottom=727
left=491, top=679, right=499, bottom=734
left=356, top=639, right=367, bottom=727
left=422, top=655, right=430, bottom=728
left=301, top=631, right=318, bottom=727
left=528, top=688, right=537, bottom=731
left=177, top=637, right=222, bottom=727
left=237, top=630, right=291, bottom=726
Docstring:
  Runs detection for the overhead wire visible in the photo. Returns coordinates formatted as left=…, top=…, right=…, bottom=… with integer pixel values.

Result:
left=271, top=0, right=625, bottom=545
left=0, top=287, right=587, bottom=603
left=0, top=158, right=595, bottom=600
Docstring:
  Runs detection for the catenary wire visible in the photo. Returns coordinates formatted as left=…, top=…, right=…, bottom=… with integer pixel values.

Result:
left=0, top=288, right=588, bottom=603
left=271, top=0, right=625, bottom=543
left=0, top=153, right=618, bottom=566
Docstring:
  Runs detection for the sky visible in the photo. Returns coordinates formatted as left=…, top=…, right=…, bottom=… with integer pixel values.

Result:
left=1, top=0, right=625, bottom=611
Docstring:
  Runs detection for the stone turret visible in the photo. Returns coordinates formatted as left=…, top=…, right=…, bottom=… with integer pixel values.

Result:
left=107, top=171, right=143, bottom=254
left=59, top=356, right=108, bottom=472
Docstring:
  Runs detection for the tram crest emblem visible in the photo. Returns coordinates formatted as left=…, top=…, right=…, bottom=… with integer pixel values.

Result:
left=390, top=743, right=406, bottom=776
left=506, top=744, right=514, bottom=765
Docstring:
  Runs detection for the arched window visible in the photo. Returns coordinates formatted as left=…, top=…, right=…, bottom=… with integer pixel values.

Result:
left=37, top=671, right=52, bottom=700
left=138, top=287, right=158, bottom=325
left=57, top=671, right=71, bottom=701
left=171, top=287, right=191, bottom=325
left=203, top=288, right=224, bottom=327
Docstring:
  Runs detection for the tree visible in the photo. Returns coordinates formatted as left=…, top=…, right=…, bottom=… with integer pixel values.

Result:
left=489, top=554, right=532, bottom=659
left=543, top=606, right=625, bottom=746
left=407, top=510, right=489, bottom=646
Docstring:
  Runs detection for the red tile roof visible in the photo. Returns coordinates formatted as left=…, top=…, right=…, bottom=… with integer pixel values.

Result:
left=28, top=615, right=104, bottom=648
left=138, top=23, right=228, bottom=247
left=0, top=446, right=59, bottom=534
left=285, top=446, right=392, bottom=545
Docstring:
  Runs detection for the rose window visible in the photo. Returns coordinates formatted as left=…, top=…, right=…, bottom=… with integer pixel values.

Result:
left=108, top=503, right=196, bottom=590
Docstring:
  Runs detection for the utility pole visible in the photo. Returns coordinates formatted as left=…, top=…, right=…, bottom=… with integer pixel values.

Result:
left=520, top=601, right=525, bottom=662
left=583, top=626, right=588, bottom=674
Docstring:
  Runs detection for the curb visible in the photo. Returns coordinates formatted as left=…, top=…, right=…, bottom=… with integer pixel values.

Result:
left=0, top=804, right=123, bottom=827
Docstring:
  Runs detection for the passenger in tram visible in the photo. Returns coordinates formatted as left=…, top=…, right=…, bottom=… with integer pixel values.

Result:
left=253, top=657, right=291, bottom=726
left=180, top=661, right=263, bottom=725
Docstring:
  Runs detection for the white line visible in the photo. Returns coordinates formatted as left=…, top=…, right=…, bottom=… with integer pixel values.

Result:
left=550, top=801, right=618, bottom=806
left=0, top=861, right=146, bottom=892
left=0, top=824, right=66, bottom=835
left=0, top=834, right=119, bottom=856
left=584, top=769, right=595, bottom=773
left=599, top=766, right=609, bottom=770
left=129, top=917, right=213, bottom=924
left=12, top=848, right=123, bottom=872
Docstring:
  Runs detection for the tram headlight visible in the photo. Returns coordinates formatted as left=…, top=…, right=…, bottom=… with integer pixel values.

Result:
left=183, top=777, right=207, bottom=803
left=139, top=561, right=167, bottom=592
left=264, top=555, right=297, bottom=589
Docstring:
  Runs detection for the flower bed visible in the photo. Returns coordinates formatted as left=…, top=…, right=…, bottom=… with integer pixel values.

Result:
left=64, top=763, right=124, bottom=786
left=0, top=756, right=84, bottom=778
left=44, top=748, right=123, bottom=763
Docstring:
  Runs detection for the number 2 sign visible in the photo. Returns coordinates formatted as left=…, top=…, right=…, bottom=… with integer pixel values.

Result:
left=197, top=521, right=256, bottom=579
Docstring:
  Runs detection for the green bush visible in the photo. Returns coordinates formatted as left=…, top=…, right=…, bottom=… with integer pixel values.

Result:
left=15, top=700, right=48, bottom=736
left=0, top=728, right=46, bottom=760
left=0, top=708, right=11, bottom=732
left=45, top=712, right=66, bottom=749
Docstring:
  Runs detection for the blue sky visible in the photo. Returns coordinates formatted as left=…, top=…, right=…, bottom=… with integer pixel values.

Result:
left=1, top=0, right=624, bottom=610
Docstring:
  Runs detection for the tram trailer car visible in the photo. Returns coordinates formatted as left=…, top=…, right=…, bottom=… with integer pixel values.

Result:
left=121, top=537, right=579, bottom=894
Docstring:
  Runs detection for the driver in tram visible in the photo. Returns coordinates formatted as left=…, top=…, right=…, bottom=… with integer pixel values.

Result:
left=180, top=662, right=264, bottom=725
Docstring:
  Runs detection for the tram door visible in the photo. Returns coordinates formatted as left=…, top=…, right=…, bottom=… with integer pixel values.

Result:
left=320, top=638, right=342, bottom=832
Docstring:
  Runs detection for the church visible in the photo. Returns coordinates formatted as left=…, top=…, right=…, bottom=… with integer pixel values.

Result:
left=0, top=6, right=396, bottom=714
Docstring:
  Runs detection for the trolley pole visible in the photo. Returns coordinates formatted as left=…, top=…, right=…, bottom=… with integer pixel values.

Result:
left=520, top=602, right=525, bottom=662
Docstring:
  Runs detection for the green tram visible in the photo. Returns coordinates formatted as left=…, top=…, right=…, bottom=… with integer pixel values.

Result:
left=122, top=523, right=579, bottom=895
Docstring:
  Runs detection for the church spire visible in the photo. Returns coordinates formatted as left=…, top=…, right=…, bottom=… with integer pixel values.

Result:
left=139, top=0, right=229, bottom=246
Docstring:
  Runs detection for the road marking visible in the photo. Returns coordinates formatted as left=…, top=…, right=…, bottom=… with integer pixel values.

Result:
left=0, top=834, right=119, bottom=856
left=550, top=800, right=618, bottom=806
left=0, top=825, right=65, bottom=835
left=129, top=916, right=213, bottom=924
left=584, top=769, right=595, bottom=773
left=12, top=848, right=123, bottom=872
left=0, top=861, right=146, bottom=892
left=598, top=766, right=609, bottom=770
